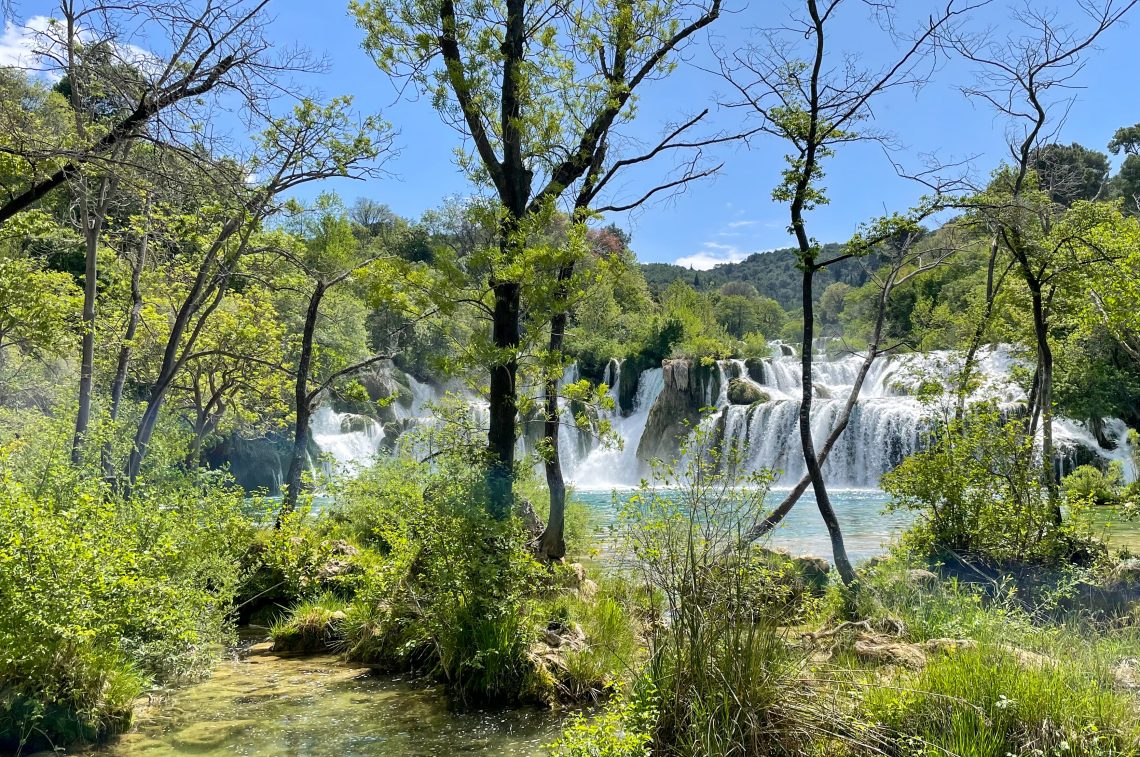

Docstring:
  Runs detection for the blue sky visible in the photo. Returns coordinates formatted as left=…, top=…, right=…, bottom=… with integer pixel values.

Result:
left=3, top=1, right=1137, bottom=267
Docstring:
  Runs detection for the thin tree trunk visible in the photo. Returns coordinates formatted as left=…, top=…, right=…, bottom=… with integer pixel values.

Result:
left=103, top=221, right=149, bottom=479
left=1028, top=283, right=1060, bottom=522
left=799, top=263, right=855, bottom=584
left=71, top=175, right=114, bottom=463
left=283, top=284, right=325, bottom=514
left=956, top=234, right=1007, bottom=423
left=538, top=263, right=575, bottom=560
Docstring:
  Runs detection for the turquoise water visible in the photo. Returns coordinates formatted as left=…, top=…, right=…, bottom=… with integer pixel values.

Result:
left=574, top=488, right=911, bottom=563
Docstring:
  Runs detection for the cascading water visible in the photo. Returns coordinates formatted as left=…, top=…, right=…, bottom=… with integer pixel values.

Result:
left=566, top=366, right=665, bottom=488
left=309, top=404, right=384, bottom=474
left=306, top=348, right=1134, bottom=489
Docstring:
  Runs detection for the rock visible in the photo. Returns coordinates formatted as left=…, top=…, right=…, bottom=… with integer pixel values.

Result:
left=578, top=578, right=599, bottom=602
left=637, top=359, right=720, bottom=464
left=854, top=637, right=928, bottom=668
left=727, top=378, right=768, bottom=405
left=1109, top=559, right=1140, bottom=589
left=744, top=358, right=766, bottom=384
left=791, top=554, right=832, bottom=590
left=339, top=413, right=376, bottom=434
left=329, top=610, right=347, bottom=622
left=172, top=720, right=257, bottom=750
left=317, top=559, right=353, bottom=581
left=324, top=540, right=359, bottom=557
left=905, top=569, right=940, bottom=588
left=1113, top=658, right=1140, bottom=689
left=567, top=562, right=588, bottom=585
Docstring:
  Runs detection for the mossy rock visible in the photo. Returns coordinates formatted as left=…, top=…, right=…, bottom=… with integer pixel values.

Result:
left=743, top=357, right=766, bottom=384
left=727, top=378, right=768, bottom=405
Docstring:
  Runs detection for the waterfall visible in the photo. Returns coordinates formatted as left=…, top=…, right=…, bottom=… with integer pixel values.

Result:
left=309, top=404, right=384, bottom=474
left=568, top=367, right=665, bottom=488
left=303, top=346, right=1134, bottom=489
left=704, top=345, right=1134, bottom=487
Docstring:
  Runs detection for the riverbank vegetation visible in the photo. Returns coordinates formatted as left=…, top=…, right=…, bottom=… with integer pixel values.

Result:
left=2, top=0, right=1140, bottom=754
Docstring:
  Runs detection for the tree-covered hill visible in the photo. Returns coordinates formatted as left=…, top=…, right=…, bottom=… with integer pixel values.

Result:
left=640, top=242, right=876, bottom=310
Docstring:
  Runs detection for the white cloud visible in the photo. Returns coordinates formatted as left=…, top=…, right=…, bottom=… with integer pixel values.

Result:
left=0, top=16, right=48, bottom=70
left=0, top=16, right=156, bottom=79
left=674, top=242, right=750, bottom=270
left=727, top=220, right=758, bottom=228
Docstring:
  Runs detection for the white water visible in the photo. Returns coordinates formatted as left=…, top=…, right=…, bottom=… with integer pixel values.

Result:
left=310, top=405, right=384, bottom=475
left=566, top=363, right=664, bottom=488
left=310, top=349, right=1135, bottom=489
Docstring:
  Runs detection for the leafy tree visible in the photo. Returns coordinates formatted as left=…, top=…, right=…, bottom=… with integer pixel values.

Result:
left=0, top=256, right=81, bottom=399
left=354, top=0, right=723, bottom=517
left=1030, top=142, right=1110, bottom=206
left=1108, top=123, right=1140, bottom=215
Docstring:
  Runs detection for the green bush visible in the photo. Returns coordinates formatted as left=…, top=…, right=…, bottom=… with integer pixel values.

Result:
left=0, top=451, right=252, bottom=751
left=883, top=407, right=1097, bottom=566
left=327, top=416, right=551, bottom=704
left=1064, top=464, right=1125, bottom=507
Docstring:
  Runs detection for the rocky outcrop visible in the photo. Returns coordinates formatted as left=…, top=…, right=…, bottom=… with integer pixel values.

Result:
left=637, top=359, right=720, bottom=464
left=727, top=378, right=769, bottom=406
left=204, top=431, right=310, bottom=493
left=744, top=358, right=766, bottom=384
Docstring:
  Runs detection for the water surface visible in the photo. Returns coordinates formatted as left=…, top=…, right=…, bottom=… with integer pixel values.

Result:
left=575, top=487, right=910, bottom=563
left=100, top=644, right=562, bottom=757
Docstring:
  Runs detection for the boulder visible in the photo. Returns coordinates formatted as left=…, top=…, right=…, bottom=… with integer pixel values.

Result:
left=854, top=637, right=928, bottom=668
left=1113, top=658, right=1140, bottom=689
left=636, top=359, right=720, bottom=464
left=791, top=554, right=832, bottom=591
left=727, top=378, right=769, bottom=406
left=744, top=357, right=766, bottom=384
left=905, top=568, right=940, bottom=588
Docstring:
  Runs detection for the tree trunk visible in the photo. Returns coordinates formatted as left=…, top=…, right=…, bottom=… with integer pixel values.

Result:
left=71, top=176, right=113, bottom=463
left=799, top=263, right=855, bottom=584
left=538, top=264, right=572, bottom=559
left=283, top=284, right=325, bottom=514
left=103, top=225, right=149, bottom=479
left=486, top=279, right=521, bottom=520
left=1028, top=283, right=1060, bottom=523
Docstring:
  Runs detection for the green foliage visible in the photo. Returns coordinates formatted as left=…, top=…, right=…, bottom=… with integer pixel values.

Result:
left=613, top=427, right=834, bottom=756
left=864, top=645, right=1138, bottom=757
left=1064, top=464, right=1126, bottom=508
left=0, top=445, right=252, bottom=751
left=552, top=688, right=658, bottom=757
left=641, top=243, right=872, bottom=311
left=325, top=418, right=550, bottom=703
left=883, top=405, right=1095, bottom=565
left=269, top=593, right=349, bottom=653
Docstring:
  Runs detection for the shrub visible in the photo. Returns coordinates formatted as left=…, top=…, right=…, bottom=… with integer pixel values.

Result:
left=883, top=407, right=1097, bottom=566
left=609, top=426, right=837, bottom=756
left=1064, top=464, right=1125, bottom=507
left=0, top=451, right=252, bottom=751
left=326, top=410, right=550, bottom=704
